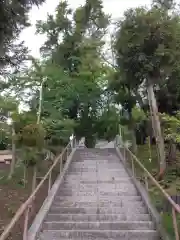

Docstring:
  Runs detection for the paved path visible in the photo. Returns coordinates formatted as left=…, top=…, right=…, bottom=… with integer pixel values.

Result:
left=95, top=140, right=115, bottom=148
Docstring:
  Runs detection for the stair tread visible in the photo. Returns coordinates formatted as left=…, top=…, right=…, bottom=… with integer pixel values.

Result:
left=38, top=229, right=159, bottom=239
left=43, top=220, right=155, bottom=230
left=50, top=206, right=146, bottom=209
left=44, top=221, right=153, bottom=223
left=47, top=213, right=150, bottom=216
left=41, top=230, right=157, bottom=232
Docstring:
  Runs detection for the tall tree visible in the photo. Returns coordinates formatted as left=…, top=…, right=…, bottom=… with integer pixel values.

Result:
left=35, top=0, right=109, bottom=146
left=113, top=4, right=180, bottom=176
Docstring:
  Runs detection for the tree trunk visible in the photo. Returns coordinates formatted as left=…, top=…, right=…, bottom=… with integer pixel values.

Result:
left=167, top=140, right=176, bottom=164
left=23, top=165, right=27, bottom=187
left=8, top=125, right=16, bottom=179
left=32, top=165, right=37, bottom=192
left=147, top=81, right=166, bottom=177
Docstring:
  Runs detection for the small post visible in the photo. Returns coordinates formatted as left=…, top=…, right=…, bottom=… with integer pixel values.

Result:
left=144, top=174, right=148, bottom=191
left=131, top=156, right=135, bottom=177
left=123, top=147, right=126, bottom=160
left=74, top=138, right=76, bottom=148
left=23, top=205, right=30, bottom=240
left=172, top=207, right=180, bottom=240
left=67, top=145, right=70, bottom=156
left=70, top=134, right=73, bottom=150
left=48, top=171, right=52, bottom=193
left=65, top=149, right=68, bottom=161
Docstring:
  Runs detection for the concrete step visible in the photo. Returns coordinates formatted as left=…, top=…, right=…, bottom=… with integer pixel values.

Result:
left=72, top=157, right=120, bottom=161
left=97, top=191, right=138, bottom=196
left=38, top=230, right=159, bottom=239
left=57, top=187, right=138, bottom=195
left=72, top=159, right=121, bottom=163
left=62, top=179, right=134, bottom=184
left=49, top=206, right=147, bottom=214
left=66, top=174, right=130, bottom=179
left=73, top=160, right=121, bottom=163
left=54, top=195, right=142, bottom=202
left=60, top=185, right=136, bottom=190
left=58, top=185, right=137, bottom=192
left=67, top=171, right=129, bottom=175
left=46, top=213, right=151, bottom=222
left=65, top=173, right=128, bottom=176
left=80, top=172, right=129, bottom=176
left=52, top=201, right=144, bottom=208
left=60, top=182, right=136, bottom=187
left=77, top=152, right=118, bottom=157
left=70, top=163, right=124, bottom=168
left=66, top=177, right=132, bottom=181
left=58, top=187, right=136, bottom=193
left=55, top=191, right=139, bottom=197
left=43, top=221, right=154, bottom=231
left=68, top=168, right=127, bottom=172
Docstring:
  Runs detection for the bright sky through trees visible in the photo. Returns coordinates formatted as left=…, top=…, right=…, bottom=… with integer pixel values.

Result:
left=21, top=0, right=152, bottom=57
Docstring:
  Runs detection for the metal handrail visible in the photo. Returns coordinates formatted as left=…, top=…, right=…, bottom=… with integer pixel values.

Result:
left=118, top=139, right=180, bottom=240
left=0, top=139, right=75, bottom=240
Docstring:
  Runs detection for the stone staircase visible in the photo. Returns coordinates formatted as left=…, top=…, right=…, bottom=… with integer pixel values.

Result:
left=35, top=148, right=160, bottom=240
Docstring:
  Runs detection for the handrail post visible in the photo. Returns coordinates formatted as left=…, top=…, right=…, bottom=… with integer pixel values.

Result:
left=144, top=174, right=148, bottom=191
left=68, top=145, right=70, bottom=156
left=66, top=146, right=69, bottom=157
left=66, top=148, right=68, bottom=161
left=123, top=147, right=126, bottom=160
left=60, top=155, right=62, bottom=173
left=23, top=205, right=30, bottom=240
left=131, top=155, right=135, bottom=177
left=172, top=207, right=180, bottom=240
left=48, top=171, right=52, bottom=193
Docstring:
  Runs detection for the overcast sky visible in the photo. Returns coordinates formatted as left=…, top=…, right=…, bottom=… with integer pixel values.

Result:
left=21, top=0, right=152, bottom=58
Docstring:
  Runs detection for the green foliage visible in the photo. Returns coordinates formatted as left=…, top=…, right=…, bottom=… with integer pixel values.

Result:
left=161, top=112, right=180, bottom=143
left=43, top=118, right=75, bottom=146
left=21, top=124, right=45, bottom=149
left=132, top=106, right=147, bottom=124
left=23, top=0, right=110, bottom=146
left=109, top=72, right=137, bottom=113
left=96, top=106, right=120, bottom=141
left=19, top=123, right=46, bottom=168
left=114, top=5, right=180, bottom=84
left=21, top=147, right=44, bottom=167
left=13, top=111, right=37, bottom=133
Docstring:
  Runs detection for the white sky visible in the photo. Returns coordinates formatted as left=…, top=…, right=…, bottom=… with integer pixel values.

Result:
left=21, top=0, right=152, bottom=58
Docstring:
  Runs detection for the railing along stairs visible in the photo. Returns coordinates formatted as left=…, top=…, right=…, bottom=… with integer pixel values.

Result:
left=0, top=137, right=76, bottom=240
left=115, top=135, right=180, bottom=240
